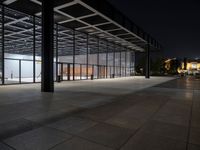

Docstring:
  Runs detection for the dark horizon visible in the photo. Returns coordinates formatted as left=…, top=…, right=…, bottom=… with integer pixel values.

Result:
left=108, top=0, right=200, bottom=59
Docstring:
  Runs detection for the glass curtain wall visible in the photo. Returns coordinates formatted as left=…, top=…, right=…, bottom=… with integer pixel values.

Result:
left=130, top=51, right=135, bottom=75
left=99, top=39, right=107, bottom=78
left=75, top=31, right=87, bottom=80
left=0, top=4, right=136, bottom=85
left=126, top=50, right=136, bottom=76
left=107, top=42, right=114, bottom=78
left=4, top=8, right=34, bottom=84
left=35, top=17, right=42, bottom=82
left=121, top=49, right=126, bottom=77
left=115, top=45, right=121, bottom=77
left=88, top=35, right=98, bottom=79
left=57, top=26, right=73, bottom=81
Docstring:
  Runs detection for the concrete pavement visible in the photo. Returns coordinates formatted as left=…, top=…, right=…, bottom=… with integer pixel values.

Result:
left=0, top=76, right=199, bottom=150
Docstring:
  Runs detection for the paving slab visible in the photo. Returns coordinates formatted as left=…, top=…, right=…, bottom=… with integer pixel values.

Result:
left=47, top=116, right=97, bottom=135
left=191, top=111, right=200, bottom=128
left=0, top=118, right=37, bottom=140
left=152, top=113, right=190, bottom=127
left=140, top=120, right=188, bottom=142
left=190, top=127, right=200, bottom=146
left=4, top=127, right=72, bottom=150
left=78, top=123, right=134, bottom=149
left=188, top=144, right=200, bottom=150
left=120, top=130, right=186, bottom=150
left=24, top=108, right=81, bottom=124
left=0, top=143, right=13, bottom=150
left=106, top=115, right=147, bottom=130
left=51, top=137, right=113, bottom=150
left=1, top=77, right=199, bottom=149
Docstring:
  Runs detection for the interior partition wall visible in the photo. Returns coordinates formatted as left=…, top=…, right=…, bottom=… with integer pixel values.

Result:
left=0, top=5, right=135, bottom=85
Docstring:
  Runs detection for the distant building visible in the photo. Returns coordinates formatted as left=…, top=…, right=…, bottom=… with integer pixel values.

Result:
left=164, top=58, right=180, bottom=75
left=178, top=59, right=200, bottom=75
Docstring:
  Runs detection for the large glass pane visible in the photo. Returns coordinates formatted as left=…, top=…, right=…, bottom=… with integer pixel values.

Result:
left=58, top=26, right=73, bottom=80
left=115, top=53, right=121, bottom=77
left=130, top=51, right=135, bottom=75
left=4, top=8, right=34, bottom=84
left=99, top=40, right=107, bottom=78
left=126, top=51, right=131, bottom=76
left=121, top=51, right=126, bottom=77
left=21, top=60, right=33, bottom=83
left=74, top=64, right=80, bottom=80
left=88, top=36, right=98, bottom=79
left=107, top=42, right=114, bottom=78
left=75, top=31, right=87, bottom=80
left=35, top=17, right=42, bottom=82
left=5, top=59, right=19, bottom=84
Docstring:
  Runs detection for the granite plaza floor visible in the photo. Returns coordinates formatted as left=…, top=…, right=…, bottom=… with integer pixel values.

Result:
left=0, top=76, right=200, bottom=150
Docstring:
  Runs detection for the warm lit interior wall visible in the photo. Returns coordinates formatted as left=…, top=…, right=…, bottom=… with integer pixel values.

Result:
left=197, top=63, right=200, bottom=69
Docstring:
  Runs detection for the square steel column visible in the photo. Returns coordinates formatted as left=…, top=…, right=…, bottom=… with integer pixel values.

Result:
left=41, top=0, right=54, bottom=92
left=145, top=43, right=150, bottom=79
left=97, top=38, right=100, bottom=79
left=55, top=24, right=59, bottom=82
left=73, top=30, right=75, bottom=81
left=113, top=44, right=115, bottom=78
left=106, top=41, right=108, bottom=78
left=86, top=34, right=89, bottom=79
left=33, top=16, right=36, bottom=83
left=125, top=50, right=127, bottom=77
left=120, top=50, right=121, bottom=77
left=1, top=6, right=5, bottom=85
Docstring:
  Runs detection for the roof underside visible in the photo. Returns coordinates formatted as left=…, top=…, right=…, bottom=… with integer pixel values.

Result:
left=0, top=0, right=161, bottom=56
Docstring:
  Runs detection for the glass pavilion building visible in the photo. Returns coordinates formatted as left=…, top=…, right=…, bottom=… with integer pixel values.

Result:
left=0, top=0, right=161, bottom=91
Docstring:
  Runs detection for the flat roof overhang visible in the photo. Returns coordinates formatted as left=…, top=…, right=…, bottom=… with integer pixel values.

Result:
left=0, top=0, right=161, bottom=53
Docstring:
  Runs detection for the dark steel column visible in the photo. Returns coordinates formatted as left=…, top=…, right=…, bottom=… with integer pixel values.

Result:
left=61, top=63, right=63, bottom=80
left=19, top=60, right=21, bottom=84
left=33, top=16, right=36, bottom=83
left=97, top=38, right=100, bottom=79
left=133, top=50, right=136, bottom=76
left=106, top=41, right=108, bottom=78
left=113, top=44, right=115, bottom=78
left=86, top=34, right=89, bottom=79
left=120, top=50, right=121, bottom=77
left=67, top=63, right=70, bottom=81
left=125, top=50, right=127, bottom=77
left=92, top=65, right=94, bottom=77
left=129, top=50, right=131, bottom=76
left=41, top=0, right=54, bottom=92
left=145, top=43, right=150, bottom=78
left=80, top=64, right=82, bottom=80
left=1, top=6, right=5, bottom=85
left=55, top=24, right=59, bottom=82
left=73, top=30, right=75, bottom=80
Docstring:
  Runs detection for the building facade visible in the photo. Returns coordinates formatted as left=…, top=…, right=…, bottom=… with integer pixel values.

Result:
left=0, top=0, right=161, bottom=91
left=178, top=59, right=200, bottom=75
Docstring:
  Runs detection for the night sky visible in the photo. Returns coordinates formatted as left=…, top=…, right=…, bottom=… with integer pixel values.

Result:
left=108, top=0, right=200, bottom=59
